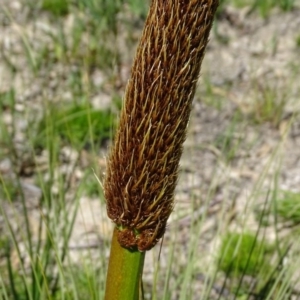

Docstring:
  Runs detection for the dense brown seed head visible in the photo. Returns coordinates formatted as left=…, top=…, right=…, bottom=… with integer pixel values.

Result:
left=104, top=0, right=219, bottom=251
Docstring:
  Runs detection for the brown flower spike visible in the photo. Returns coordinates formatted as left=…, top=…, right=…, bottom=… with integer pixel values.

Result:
left=104, top=0, right=218, bottom=251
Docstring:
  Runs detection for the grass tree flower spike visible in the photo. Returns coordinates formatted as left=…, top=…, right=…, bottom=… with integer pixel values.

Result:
left=104, top=0, right=219, bottom=252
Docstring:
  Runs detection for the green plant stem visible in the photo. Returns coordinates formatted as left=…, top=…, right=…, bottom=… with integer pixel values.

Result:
left=105, top=228, right=145, bottom=300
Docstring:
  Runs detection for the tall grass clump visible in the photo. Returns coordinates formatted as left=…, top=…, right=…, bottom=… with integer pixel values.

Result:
left=0, top=96, right=113, bottom=299
left=103, top=0, right=219, bottom=298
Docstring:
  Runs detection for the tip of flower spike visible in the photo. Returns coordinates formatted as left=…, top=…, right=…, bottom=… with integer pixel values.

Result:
left=116, top=225, right=165, bottom=252
left=117, top=227, right=138, bottom=250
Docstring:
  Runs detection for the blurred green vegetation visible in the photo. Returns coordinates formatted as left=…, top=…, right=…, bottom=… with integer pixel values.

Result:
left=219, top=232, right=273, bottom=277
left=35, top=103, right=114, bottom=150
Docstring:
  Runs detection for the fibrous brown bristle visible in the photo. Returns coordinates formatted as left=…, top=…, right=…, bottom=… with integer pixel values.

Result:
left=104, top=0, right=218, bottom=251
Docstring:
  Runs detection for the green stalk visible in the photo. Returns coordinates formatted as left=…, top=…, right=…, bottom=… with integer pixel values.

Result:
left=105, top=228, right=145, bottom=300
